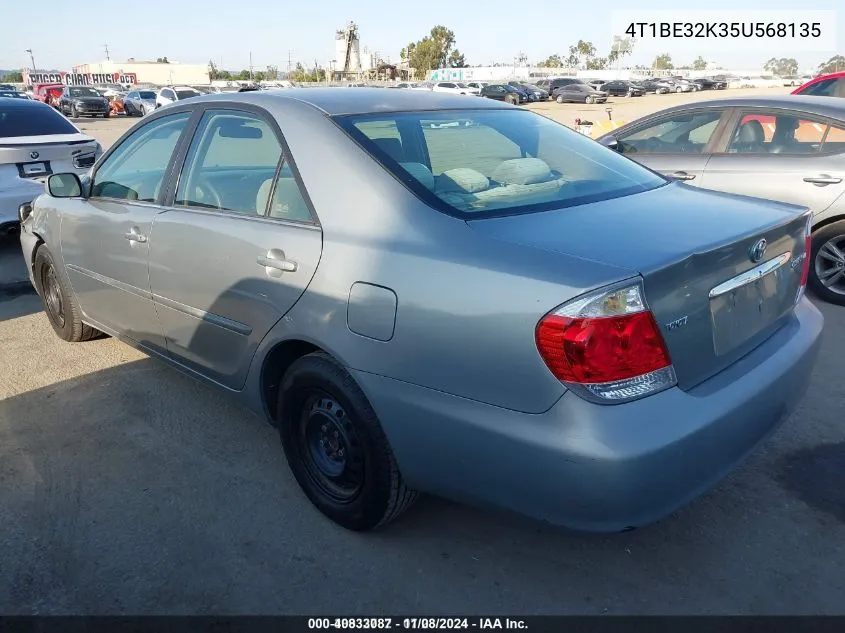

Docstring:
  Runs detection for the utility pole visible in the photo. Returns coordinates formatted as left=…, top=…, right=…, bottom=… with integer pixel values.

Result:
left=104, top=43, right=110, bottom=60
left=249, top=51, right=254, bottom=82
left=25, top=48, right=36, bottom=72
left=287, top=50, right=293, bottom=74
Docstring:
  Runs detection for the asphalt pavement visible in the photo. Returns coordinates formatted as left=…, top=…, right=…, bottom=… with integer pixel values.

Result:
left=1, top=91, right=844, bottom=615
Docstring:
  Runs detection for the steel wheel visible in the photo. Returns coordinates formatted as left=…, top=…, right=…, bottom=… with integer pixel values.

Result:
left=814, top=235, right=845, bottom=295
left=297, top=390, right=365, bottom=504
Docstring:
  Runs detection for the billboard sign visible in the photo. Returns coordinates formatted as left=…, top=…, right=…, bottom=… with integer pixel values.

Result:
left=23, top=71, right=138, bottom=86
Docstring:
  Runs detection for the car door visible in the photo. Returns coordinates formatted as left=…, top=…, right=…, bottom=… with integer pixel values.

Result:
left=60, top=110, right=193, bottom=350
left=614, top=107, right=730, bottom=183
left=148, top=106, right=323, bottom=389
left=701, top=108, right=845, bottom=215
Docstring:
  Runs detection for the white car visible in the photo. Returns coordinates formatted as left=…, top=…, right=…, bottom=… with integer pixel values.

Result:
left=395, top=82, right=431, bottom=91
left=155, top=85, right=202, bottom=109
left=466, top=81, right=489, bottom=91
left=0, top=97, right=101, bottom=235
left=431, top=81, right=480, bottom=96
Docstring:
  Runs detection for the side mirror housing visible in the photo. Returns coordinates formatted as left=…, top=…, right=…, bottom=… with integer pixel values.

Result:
left=47, top=173, right=83, bottom=198
left=599, top=135, right=622, bottom=152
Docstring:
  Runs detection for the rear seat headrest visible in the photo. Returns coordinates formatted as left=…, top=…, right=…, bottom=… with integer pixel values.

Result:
left=492, top=157, right=552, bottom=185
left=435, top=168, right=490, bottom=194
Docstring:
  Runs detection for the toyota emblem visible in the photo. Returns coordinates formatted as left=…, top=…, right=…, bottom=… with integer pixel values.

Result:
left=30, top=151, right=39, bottom=160
left=749, top=238, right=768, bottom=263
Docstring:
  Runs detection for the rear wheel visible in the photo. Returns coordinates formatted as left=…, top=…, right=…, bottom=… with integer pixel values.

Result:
left=278, top=352, right=418, bottom=531
left=34, top=247, right=102, bottom=342
left=809, top=220, right=845, bottom=306
left=556, top=94, right=564, bottom=104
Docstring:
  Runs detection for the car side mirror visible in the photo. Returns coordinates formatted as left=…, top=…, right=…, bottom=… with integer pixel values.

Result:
left=599, top=135, right=622, bottom=152
left=47, top=173, right=83, bottom=198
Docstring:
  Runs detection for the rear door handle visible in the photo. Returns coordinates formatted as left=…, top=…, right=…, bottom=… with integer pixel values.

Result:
left=667, top=171, right=696, bottom=181
left=258, top=248, right=297, bottom=277
left=803, top=175, right=842, bottom=186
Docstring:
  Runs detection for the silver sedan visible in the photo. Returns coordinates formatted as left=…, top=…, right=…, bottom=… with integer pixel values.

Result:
left=598, top=95, right=845, bottom=305
left=19, top=89, right=823, bottom=532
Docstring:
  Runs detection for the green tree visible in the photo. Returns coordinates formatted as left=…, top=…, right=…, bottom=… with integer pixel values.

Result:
left=1, top=70, right=23, bottom=81
left=537, top=54, right=563, bottom=68
left=404, top=25, right=459, bottom=74
left=566, top=40, right=596, bottom=67
left=652, top=54, right=674, bottom=70
left=763, top=57, right=798, bottom=76
left=448, top=50, right=467, bottom=68
left=692, top=56, right=708, bottom=71
left=817, top=54, right=845, bottom=74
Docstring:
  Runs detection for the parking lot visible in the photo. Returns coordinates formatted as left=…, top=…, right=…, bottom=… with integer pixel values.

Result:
left=2, top=86, right=845, bottom=615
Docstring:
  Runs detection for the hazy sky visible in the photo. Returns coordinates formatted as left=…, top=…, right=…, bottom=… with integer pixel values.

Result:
left=2, top=0, right=842, bottom=72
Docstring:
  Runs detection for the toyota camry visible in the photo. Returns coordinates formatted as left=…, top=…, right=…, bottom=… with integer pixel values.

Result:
left=19, top=89, right=823, bottom=532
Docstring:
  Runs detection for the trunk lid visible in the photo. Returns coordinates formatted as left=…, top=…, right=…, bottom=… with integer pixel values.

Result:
left=0, top=134, right=99, bottom=179
left=468, top=182, right=810, bottom=391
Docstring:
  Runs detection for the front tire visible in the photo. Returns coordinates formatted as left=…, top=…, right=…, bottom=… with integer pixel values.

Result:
left=809, top=220, right=845, bottom=306
left=34, top=247, right=102, bottom=342
left=556, top=94, right=564, bottom=104
left=278, top=352, right=418, bottom=531
left=585, top=95, right=595, bottom=104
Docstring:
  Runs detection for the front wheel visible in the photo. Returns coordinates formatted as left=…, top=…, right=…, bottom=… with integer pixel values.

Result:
left=585, top=95, right=595, bottom=104
left=555, top=94, right=564, bottom=104
left=626, top=89, right=633, bottom=97
left=278, top=352, right=418, bottom=531
left=70, top=104, right=78, bottom=118
left=809, top=220, right=845, bottom=306
left=34, top=247, right=103, bottom=342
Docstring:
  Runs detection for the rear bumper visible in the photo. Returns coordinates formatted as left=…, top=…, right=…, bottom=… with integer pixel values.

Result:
left=354, top=298, right=823, bottom=532
left=0, top=184, right=42, bottom=227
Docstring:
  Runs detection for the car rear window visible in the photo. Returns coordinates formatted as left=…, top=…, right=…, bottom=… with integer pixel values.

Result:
left=335, top=109, right=666, bottom=218
left=0, top=102, right=78, bottom=137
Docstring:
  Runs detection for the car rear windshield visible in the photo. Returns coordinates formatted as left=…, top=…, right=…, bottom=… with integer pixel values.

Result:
left=176, top=90, right=200, bottom=99
left=69, top=87, right=101, bottom=97
left=0, top=103, right=78, bottom=137
left=336, top=109, right=666, bottom=218
left=139, top=91, right=156, bottom=99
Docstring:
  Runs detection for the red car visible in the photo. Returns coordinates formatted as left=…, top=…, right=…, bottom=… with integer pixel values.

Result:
left=791, top=71, right=845, bottom=98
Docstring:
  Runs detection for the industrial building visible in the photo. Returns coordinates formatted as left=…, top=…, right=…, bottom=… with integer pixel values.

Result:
left=71, top=59, right=209, bottom=86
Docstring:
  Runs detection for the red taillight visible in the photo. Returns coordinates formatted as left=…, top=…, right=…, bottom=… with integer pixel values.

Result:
left=536, top=283, right=676, bottom=402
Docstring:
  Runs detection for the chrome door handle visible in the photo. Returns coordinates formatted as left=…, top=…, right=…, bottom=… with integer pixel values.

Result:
left=257, top=248, right=297, bottom=277
left=803, top=175, right=842, bottom=186
left=124, top=229, right=147, bottom=243
left=668, top=171, right=696, bottom=181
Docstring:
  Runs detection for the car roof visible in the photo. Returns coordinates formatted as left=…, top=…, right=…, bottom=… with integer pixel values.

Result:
left=640, top=95, right=845, bottom=119
left=0, top=96, right=51, bottom=108
left=811, top=71, right=845, bottom=81
left=185, top=87, right=514, bottom=116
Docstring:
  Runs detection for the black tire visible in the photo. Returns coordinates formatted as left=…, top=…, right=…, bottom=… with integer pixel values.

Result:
left=34, top=246, right=102, bottom=342
left=585, top=95, right=594, bottom=104
left=278, top=352, right=418, bottom=531
left=809, top=220, right=845, bottom=306
left=103, top=111, right=110, bottom=118
left=70, top=104, right=78, bottom=118
left=556, top=94, right=564, bottom=104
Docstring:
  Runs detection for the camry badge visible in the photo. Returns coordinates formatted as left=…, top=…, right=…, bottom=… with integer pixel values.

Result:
left=30, top=151, right=39, bottom=159
left=749, top=238, right=767, bottom=263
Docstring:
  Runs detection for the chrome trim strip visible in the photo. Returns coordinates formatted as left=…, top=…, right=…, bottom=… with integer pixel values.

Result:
left=709, top=252, right=792, bottom=299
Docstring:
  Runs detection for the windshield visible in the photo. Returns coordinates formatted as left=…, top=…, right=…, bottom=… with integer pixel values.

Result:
left=176, top=90, right=200, bottom=100
left=456, top=83, right=469, bottom=88
left=70, top=87, right=101, bottom=98
left=0, top=103, right=79, bottom=137
left=138, top=91, right=156, bottom=99
left=337, top=109, right=666, bottom=218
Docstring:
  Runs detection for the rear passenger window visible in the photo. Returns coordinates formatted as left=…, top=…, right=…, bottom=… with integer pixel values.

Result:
left=727, top=112, right=827, bottom=154
left=822, top=122, right=845, bottom=154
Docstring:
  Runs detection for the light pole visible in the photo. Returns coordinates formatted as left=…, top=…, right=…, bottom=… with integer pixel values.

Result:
left=25, top=48, right=36, bottom=72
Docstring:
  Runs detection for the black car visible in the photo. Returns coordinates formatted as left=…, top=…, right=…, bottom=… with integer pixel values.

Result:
left=548, top=77, right=589, bottom=93
left=480, top=84, right=521, bottom=104
left=553, top=83, right=607, bottom=104
left=639, top=78, right=673, bottom=94
left=694, top=77, right=728, bottom=90
left=0, top=90, right=27, bottom=99
left=507, top=81, right=548, bottom=101
left=58, top=86, right=110, bottom=118
left=600, top=80, right=645, bottom=97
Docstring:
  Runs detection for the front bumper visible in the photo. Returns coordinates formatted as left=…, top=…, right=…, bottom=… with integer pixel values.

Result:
left=354, top=298, right=823, bottom=532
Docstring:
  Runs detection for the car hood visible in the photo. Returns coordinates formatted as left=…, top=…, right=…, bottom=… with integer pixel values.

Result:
left=71, top=96, right=106, bottom=103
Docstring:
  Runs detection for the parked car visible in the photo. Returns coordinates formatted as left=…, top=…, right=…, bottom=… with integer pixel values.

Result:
left=395, top=82, right=430, bottom=90
left=480, top=84, right=521, bottom=104
left=58, top=85, right=111, bottom=118
left=584, top=79, right=608, bottom=91
left=791, top=72, right=845, bottom=98
left=548, top=77, right=589, bottom=93
left=123, top=90, right=158, bottom=116
left=783, top=75, right=813, bottom=87
left=639, top=78, right=673, bottom=94
left=554, top=83, right=607, bottom=104
left=156, top=85, right=202, bottom=109
left=0, top=89, right=28, bottom=99
left=597, top=95, right=845, bottom=304
left=432, top=82, right=480, bottom=96
left=508, top=84, right=533, bottom=103
left=20, top=89, right=822, bottom=533
left=693, top=77, right=728, bottom=90
left=667, top=78, right=696, bottom=93
left=0, top=83, right=17, bottom=91
left=600, top=80, right=645, bottom=97
left=1, top=97, right=101, bottom=236
left=32, top=83, right=64, bottom=107
left=466, top=81, right=488, bottom=91
left=508, top=81, right=547, bottom=101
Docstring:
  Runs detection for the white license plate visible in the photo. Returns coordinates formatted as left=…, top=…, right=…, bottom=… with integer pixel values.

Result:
left=22, top=162, right=47, bottom=175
